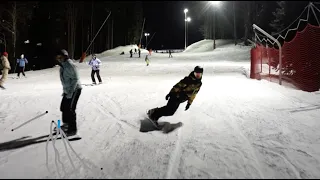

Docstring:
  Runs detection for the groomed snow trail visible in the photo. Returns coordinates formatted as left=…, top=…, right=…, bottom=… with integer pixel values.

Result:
left=1, top=42, right=320, bottom=178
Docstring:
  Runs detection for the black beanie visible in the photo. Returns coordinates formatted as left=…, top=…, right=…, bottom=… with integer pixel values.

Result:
left=194, top=66, right=203, bottom=73
left=56, top=49, right=69, bottom=57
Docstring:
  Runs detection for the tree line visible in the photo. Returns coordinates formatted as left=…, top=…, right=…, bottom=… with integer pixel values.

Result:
left=0, top=1, right=143, bottom=71
left=196, top=1, right=309, bottom=45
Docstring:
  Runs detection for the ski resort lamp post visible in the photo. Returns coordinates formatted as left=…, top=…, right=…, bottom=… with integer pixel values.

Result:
left=145, top=33, right=150, bottom=49
left=184, top=8, right=188, bottom=49
left=185, top=17, right=191, bottom=48
left=211, top=1, right=221, bottom=50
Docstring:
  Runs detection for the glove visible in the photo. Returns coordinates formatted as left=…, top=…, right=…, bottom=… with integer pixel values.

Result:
left=165, top=94, right=170, bottom=100
left=65, top=92, right=73, bottom=99
left=185, top=103, right=191, bottom=111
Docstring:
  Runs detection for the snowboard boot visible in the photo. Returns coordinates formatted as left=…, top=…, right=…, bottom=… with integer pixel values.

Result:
left=147, top=108, right=159, bottom=125
left=65, top=129, right=78, bottom=137
left=53, top=123, right=69, bottom=133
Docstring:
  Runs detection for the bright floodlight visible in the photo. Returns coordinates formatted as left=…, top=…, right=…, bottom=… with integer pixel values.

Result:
left=186, top=17, right=191, bottom=22
left=144, top=33, right=150, bottom=36
left=210, top=1, right=221, bottom=6
left=184, top=9, right=188, bottom=13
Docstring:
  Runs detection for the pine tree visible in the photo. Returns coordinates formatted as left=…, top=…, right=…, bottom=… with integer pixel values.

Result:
left=269, top=1, right=286, bottom=35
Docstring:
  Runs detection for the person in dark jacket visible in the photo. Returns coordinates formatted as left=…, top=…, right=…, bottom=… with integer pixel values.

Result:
left=147, top=66, right=203, bottom=124
left=138, top=48, right=141, bottom=58
left=55, top=49, right=82, bottom=136
left=169, top=50, right=173, bottom=58
left=17, top=54, right=28, bottom=78
left=130, top=49, right=133, bottom=58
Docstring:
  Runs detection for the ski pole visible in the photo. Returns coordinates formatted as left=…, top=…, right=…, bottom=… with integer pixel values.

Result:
left=11, top=111, right=48, bottom=131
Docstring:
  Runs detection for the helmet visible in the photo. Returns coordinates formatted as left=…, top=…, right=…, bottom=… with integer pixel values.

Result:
left=194, top=66, right=203, bottom=73
left=3, top=52, right=8, bottom=57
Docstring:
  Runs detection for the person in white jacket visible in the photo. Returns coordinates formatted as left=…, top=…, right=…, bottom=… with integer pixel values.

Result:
left=88, top=54, right=102, bottom=84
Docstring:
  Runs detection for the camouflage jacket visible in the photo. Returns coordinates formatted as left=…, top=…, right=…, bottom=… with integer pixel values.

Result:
left=169, top=71, right=202, bottom=105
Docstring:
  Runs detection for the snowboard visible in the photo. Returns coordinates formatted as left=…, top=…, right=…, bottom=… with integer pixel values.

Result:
left=140, top=117, right=183, bottom=134
left=51, top=130, right=82, bottom=140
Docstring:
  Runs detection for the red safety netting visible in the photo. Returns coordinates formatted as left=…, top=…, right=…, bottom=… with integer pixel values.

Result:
left=250, top=24, right=320, bottom=92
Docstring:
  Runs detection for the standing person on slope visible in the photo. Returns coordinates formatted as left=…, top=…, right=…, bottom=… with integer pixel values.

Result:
left=147, top=66, right=203, bottom=125
left=55, top=49, right=82, bottom=136
left=88, top=54, right=102, bottom=84
left=0, top=52, right=11, bottom=89
left=17, top=54, right=28, bottom=78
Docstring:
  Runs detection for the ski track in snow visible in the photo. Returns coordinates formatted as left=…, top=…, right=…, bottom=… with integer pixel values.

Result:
left=1, top=41, right=320, bottom=178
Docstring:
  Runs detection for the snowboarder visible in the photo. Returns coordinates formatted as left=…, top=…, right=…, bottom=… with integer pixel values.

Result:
left=55, top=49, right=82, bottom=136
left=145, top=55, right=149, bottom=66
left=147, top=66, right=203, bottom=125
left=138, top=48, right=141, bottom=58
left=129, top=49, right=133, bottom=58
left=88, top=54, right=102, bottom=84
left=17, top=54, right=28, bottom=78
left=169, top=50, right=173, bottom=58
left=0, top=52, right=11, bottom=89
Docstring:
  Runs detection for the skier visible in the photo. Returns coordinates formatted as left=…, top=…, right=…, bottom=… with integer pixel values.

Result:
left=88, top=54, right=102, bottom=84
left=134, top=48, right=137, bottom=54
left=0, top=52, right=11, bottom=89
left=145, top=55, right=149, bottom=66
left=129, top=49, right=133, bottom=58
left=169, top=50, right=173, bottom=58
left=147, top=66, right=203, bottom=125
left=138, top=48, right=141, bottom=58
left=55, top=49, right=82, bottom=136
left=17, top=54, right=28, bottom=78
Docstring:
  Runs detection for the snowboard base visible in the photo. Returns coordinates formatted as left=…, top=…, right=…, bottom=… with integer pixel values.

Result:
left=140, top=118, right=183, bottom=134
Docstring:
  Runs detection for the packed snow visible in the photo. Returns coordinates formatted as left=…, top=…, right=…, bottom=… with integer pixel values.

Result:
left=0, top=40, right=320, bottom=179
left=83, top=44, right=149, bottom=62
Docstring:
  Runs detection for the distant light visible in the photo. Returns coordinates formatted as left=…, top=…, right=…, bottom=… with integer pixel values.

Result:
left=210, top=1, right=221, bottom=7
left=24, top=40, right=30, bottom=44
left=36, top=43, right=42, bottom=46
left=184, top=9, right=188, bottom=13
left=186, top=17, right=191, bottom=22
left=144, top=33, right=150, bottom=36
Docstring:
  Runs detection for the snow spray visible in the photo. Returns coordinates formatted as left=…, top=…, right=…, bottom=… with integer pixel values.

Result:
left=11, top=111, right=48, bottom=131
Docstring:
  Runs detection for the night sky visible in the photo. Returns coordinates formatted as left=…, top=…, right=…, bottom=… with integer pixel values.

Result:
left=0, top=1, right=314, bottom=71
left=142, top=1, right=203, bottom=49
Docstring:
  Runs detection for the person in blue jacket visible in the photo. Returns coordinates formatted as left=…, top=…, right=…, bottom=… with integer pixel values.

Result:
left=17, top=54, right=28, bottom=78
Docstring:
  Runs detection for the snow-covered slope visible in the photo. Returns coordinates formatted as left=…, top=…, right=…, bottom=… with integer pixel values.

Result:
left=0, top=41, right=320, bottom=179
left=83, top=44, right=149, bottom=62
left=183, top=39, right=235, bottom=53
